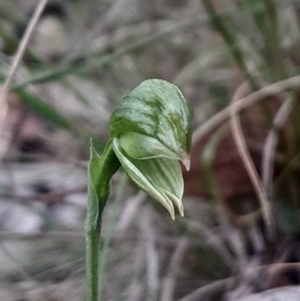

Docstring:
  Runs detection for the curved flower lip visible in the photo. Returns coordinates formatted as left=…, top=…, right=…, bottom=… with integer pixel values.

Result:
left=118, top=132, right=179, bottom=161
left=112, top=138, right=184, bottom=219
left=118, top=131, right=191, bottom=171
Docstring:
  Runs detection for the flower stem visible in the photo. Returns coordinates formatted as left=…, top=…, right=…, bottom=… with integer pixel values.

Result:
left=86, top=220, right=101, bottom=301
left=85, top=139, right=120, bottom=301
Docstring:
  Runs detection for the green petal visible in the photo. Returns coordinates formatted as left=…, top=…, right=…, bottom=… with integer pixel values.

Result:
left=162, top=189, right=184, bottom=217
left=119, top=132, right=179, bottom=160
left=109, top=79, right=192, bottom=159
left=112, top=138, right=184, bottom=219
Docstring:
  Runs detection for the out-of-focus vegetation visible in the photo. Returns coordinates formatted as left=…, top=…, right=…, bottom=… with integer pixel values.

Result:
left=1, top=0, right=300, bottom=300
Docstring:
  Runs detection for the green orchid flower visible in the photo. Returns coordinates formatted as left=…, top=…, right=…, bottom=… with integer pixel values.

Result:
left=86, top=79, right=192, bottom=301
left=108, top=79, right=192, bottom=219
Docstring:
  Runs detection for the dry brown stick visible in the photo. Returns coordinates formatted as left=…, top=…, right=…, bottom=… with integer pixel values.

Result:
left=229, top=82, right=274, bottom=240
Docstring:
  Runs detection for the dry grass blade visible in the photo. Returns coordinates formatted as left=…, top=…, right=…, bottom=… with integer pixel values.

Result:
left=0, top=0, right=48, bottom=120
left=192, top=75, right=300, bottom=143
left=178, top=277, right=235, bottom=301
left=229, top=82, right=274, bottom=240
left=186, top=220, right=236, bottom=269
left=262, top=96, right=295, bottom=198
left=201, top=0, right=256, bottom=87
left=116, top=191, right=146, bottom=233
left=0, top=0, right=49, bottom=157
left=160, top=239, right=188, bottom=301
left=125, top=244, right=145, bottom=301
left=178, top=262, right=300, bottom=301
left=141, top=209, right=159, bottom=301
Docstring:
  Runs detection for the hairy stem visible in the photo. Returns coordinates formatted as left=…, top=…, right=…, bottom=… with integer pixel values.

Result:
left=85, top=139, right=120, bottom=301
left=86, top=221, right=101, bottom=301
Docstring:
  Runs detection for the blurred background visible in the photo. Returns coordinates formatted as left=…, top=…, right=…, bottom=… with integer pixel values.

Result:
left=1, top=0, right=300, bottom=300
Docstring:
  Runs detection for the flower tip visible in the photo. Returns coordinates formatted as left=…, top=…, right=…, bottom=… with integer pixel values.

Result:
left=168, top=209, right=175, bottom=220
left=165, top=203, right=175, bottom=220
left=179, top=204, right=184, bottom=217
left=181, top=155, right=190, bottom=171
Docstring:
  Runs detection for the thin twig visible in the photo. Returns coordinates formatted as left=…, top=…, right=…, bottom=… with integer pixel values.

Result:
left=262, top=96, right=295, bottom=198
left=0, top=0, right=49, bottom=131
left=192, top=75, right=300, bottom=143
left=229, top=82, right=274, bottom=240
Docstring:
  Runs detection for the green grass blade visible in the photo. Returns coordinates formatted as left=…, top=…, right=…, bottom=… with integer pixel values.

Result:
left=201, top=0, right=257, bottom=89
left=15, top=88, right=71, bottom=129
left=12, top=17, right=204, bottom=89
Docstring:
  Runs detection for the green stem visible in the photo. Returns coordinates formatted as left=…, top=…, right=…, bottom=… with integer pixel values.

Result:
left=86, top=221, right=101, bottom=301
left=85, top=139, right=120, bottom=301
